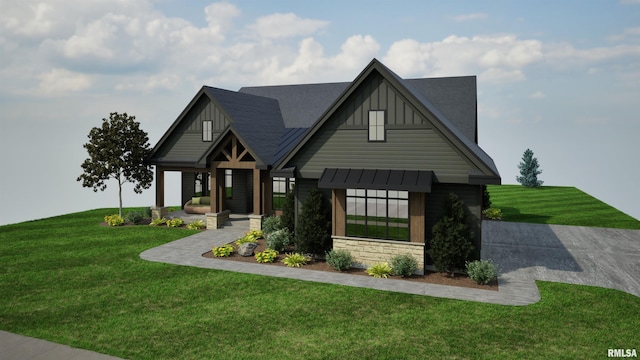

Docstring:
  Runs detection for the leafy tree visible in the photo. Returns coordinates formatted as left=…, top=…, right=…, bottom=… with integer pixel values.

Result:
left=281, top=184, right=296, bottom=234
left=482, top=185, right=491, bottom=210
left=77, top=112, right=153, bottom=217
left=428, top=192, right=475, bottom=274
left=516, top=148, right=543, bottom=188
left=295, top=188, right=331, bottom=256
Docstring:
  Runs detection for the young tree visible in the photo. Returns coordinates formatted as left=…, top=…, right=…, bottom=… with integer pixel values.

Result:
left=428, top=192, right=475, bottom=274
left=77, top=112, right=153, bottom=217
left=295, top=188, right=331, bottom=256
left=516, top=148, right=543, bottom=187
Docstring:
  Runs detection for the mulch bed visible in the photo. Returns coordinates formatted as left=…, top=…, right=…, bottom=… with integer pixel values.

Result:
left=203, top=239, right=498, bottom=291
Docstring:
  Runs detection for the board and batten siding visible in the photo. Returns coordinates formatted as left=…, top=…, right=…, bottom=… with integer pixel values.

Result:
left=289, top=73, right=478, bottom=182
left=154, top=97, right=230, bottom=161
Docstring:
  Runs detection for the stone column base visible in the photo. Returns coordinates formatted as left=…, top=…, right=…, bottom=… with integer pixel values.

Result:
left=249, top=214, right=264, bottom=231
left=151, top=206, right=168, bottom=220
left=206, top=210, right=231, bottom=229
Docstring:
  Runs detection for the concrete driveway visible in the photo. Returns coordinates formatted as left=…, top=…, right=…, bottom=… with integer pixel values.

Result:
left=482, top=221, right=640, bottom=297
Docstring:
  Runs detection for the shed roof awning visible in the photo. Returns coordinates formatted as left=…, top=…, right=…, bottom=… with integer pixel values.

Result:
left=318, top=168, right=433, bottom=193
left=270, top=166, right=296, bottom=178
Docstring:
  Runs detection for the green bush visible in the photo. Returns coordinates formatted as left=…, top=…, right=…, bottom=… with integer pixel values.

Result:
left=365, top=262, right=392, bottom=278
left=144, top=207, right=152, bottom=218
left=428, top=192, right=475, bottom=274
left=125, top=211, right=145, bottom=225
left=389, top=254, right=419, bottom=277
left=166, top=218, right=184, bottom=228
left=265, top=228, right=292, bottom=252
left=482, top=207, right=503, bottom=220
left=187, top=220, right=206, bottom=230
left=235, top=230, right=263, bottom=246
left=281, top=184, right=296, bottom=234
left=104, top=214, right=124, bottom=226
left=466, top=259, right=499, bottom=285
left=326, top=249, right=353, bottom=271
left=255, top=249, right=278, bottom=263
left=150, top=217, right=167, bottom=226
left=283, top=253, right=308, bottom=267
left=212, top=244, right=234, bottom=257
left=295, top=188, right=331, bottom=256
left=262, top=215, right=283, bottom=235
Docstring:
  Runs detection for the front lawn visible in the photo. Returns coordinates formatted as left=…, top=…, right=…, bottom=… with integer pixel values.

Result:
left=1, top=208, right=638, bottom=359
left=487, top=185, right=640, bottom=229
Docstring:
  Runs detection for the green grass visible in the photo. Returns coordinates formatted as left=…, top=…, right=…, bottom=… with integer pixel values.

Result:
left=1, top=208, right=639, bottom=359
left=488, top=185, right=640, bottom=229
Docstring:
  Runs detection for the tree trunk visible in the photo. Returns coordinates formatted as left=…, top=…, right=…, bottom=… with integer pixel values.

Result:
left=118, top=176, right=123, bottom=218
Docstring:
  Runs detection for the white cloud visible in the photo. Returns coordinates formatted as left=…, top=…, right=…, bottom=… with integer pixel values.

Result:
left=529, top=91, right=546, bottom=99
left=248, top=13, right=329, bottom=39
left=37, top=68, right=91, bottom=95
left=452, top=13, right=488, bottom=22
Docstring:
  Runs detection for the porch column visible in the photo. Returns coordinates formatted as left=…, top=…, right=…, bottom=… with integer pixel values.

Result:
left=210, top=167, right=217, bottom=213
left=155, top=166, right=165, bottom=207
left=332, top=189, right=346, bottom=236
left=409, top=192, right=426, bottom=243
left=261, top=170, right=273, bottom=215
left=253, top=168, right=261, bottom=214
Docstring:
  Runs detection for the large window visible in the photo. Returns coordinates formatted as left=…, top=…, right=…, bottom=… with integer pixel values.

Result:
left=346, top=189, right=409, bottom=241
left=272, top=177, right=295, bottom=210
left=368, top=110, right=385, bottom=141
left=203, top=120, right=212, bottom=141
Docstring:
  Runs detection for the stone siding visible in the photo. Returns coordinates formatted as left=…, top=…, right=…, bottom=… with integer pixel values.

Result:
left=249, top=214, right=264, bottom=231
left=206, top=210, right=231, bottom=229
left=332, top=236, right=425, bottom=275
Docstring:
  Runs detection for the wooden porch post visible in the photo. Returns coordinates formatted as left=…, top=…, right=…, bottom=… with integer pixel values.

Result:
left=332, top=189, right=346, bottom=236
left=409, top=192, right=426, bottom=243
left=253, top=168, right=261, bottom=214
left=261, top=170, right=273, bottom=215
left=155, top=166, right=165, bottom=207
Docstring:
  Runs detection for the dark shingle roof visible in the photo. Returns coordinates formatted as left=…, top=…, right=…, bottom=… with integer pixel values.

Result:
left=202, top=86, right=284, bottom=166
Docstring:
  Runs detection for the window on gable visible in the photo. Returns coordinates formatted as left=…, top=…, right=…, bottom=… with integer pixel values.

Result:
left=368, top=110, right=385, bottom=141
left=203, top=120, right=212, bottom=141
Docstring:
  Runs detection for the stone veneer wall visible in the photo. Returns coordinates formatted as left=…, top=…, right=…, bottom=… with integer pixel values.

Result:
left=151, top=206, right=168, bottom=220
left=332, top=236, right=425, bottom=275
left=249, top=214, right=264, bottom=231
left=206, top=210, right=231, bottom=229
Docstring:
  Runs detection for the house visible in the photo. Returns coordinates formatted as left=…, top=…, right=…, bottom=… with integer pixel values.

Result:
left=146, top=58, right=501, bottom=271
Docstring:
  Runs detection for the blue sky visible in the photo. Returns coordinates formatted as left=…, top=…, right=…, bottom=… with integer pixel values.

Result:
left=1, top=0, right=639, bottom=225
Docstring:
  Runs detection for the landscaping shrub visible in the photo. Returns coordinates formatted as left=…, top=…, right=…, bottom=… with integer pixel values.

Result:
left=389, top=254, right=419, bottom=277
left=265, top=228, right=292, bottom=252
left=104, top=214, right=124, bottom=226
left=187, top=220, right=206, bottom=230
left=283, top=253, right=309, bottom=267
left=466, top=259, right=499, bottom=284
left=235, top=230, right=263, bottom=246
left=125, top=211, right=145, bottom=225
left=428, top=192, right=475, bottom=274
left=281, top=184, right=296, bottom=234
left=295, top=188, right=331, bottom=256
left=166, top=218, right=184, bottom=228
left=482, top=207, right=503, bottom=220
left=365, top=262, right=392, bottom=278
left=262, top=215, right=283, bottom=235
left=150, top=217, right=167, bottom=226
left=212, top=244, right=234, bottom=257
left=482, top=185, right=491, bottom=210
left=255, top=249, right=278, bottom=263
left=326, top=249, right=353, bottom=271
left=144, top=207, right=152, bottom=218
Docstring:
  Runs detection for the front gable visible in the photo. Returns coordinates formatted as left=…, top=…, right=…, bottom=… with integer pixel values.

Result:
left=148, top=88, right=231, bottom=166
left=281, top=63, right=496, bottom=184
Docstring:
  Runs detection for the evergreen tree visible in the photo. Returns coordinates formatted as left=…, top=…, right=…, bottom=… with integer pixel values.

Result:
left=482, top=185, right=491, bottom=210
left=428, top=192, right=475, bottom=274
left=281, top=184, right=296, bottom=234
left=295, top=188, right=332, bottom=256
left=77, top=112, right=153, bottom=217
left=516, top=148, right=543, bottom=187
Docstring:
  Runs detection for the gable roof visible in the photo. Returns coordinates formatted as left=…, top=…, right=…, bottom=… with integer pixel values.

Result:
left=273, top=58, right=500, bottom=180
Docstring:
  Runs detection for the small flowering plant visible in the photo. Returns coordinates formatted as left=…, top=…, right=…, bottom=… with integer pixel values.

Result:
left=104, top=214, right=124, bottom=226
left=212, top=244, right=234, bottom=257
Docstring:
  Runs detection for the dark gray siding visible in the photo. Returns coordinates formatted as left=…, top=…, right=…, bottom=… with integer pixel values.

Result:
left=425, top=184, right=482, bottom=262
left=288, top=74, right=478, bottom=183
left=154, top=97, right=230, bottom=161
left=181, top=172, right=196, bottom=208
left=225, top=170, right=252, bottom=214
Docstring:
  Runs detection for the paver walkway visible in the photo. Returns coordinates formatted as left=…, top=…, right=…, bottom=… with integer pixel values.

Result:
left=0, top=330, right=123, bottom=360
left=140, top=217, right=540, bottom=306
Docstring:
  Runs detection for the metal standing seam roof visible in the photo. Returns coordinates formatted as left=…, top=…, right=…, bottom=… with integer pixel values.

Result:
left=318, top=168, right=434, bottom=193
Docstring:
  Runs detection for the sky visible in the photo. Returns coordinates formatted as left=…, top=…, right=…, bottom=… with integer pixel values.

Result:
left=1, top=0, right=639, bottom=226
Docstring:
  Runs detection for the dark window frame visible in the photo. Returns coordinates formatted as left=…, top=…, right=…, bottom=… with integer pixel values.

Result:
left=272, top=177, right=295, bottom=210
left=224, top=169, right=233, bottom=199
left=202, top=120, right=213, bottom=142
left=346, top=188, right=409, bottom=241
